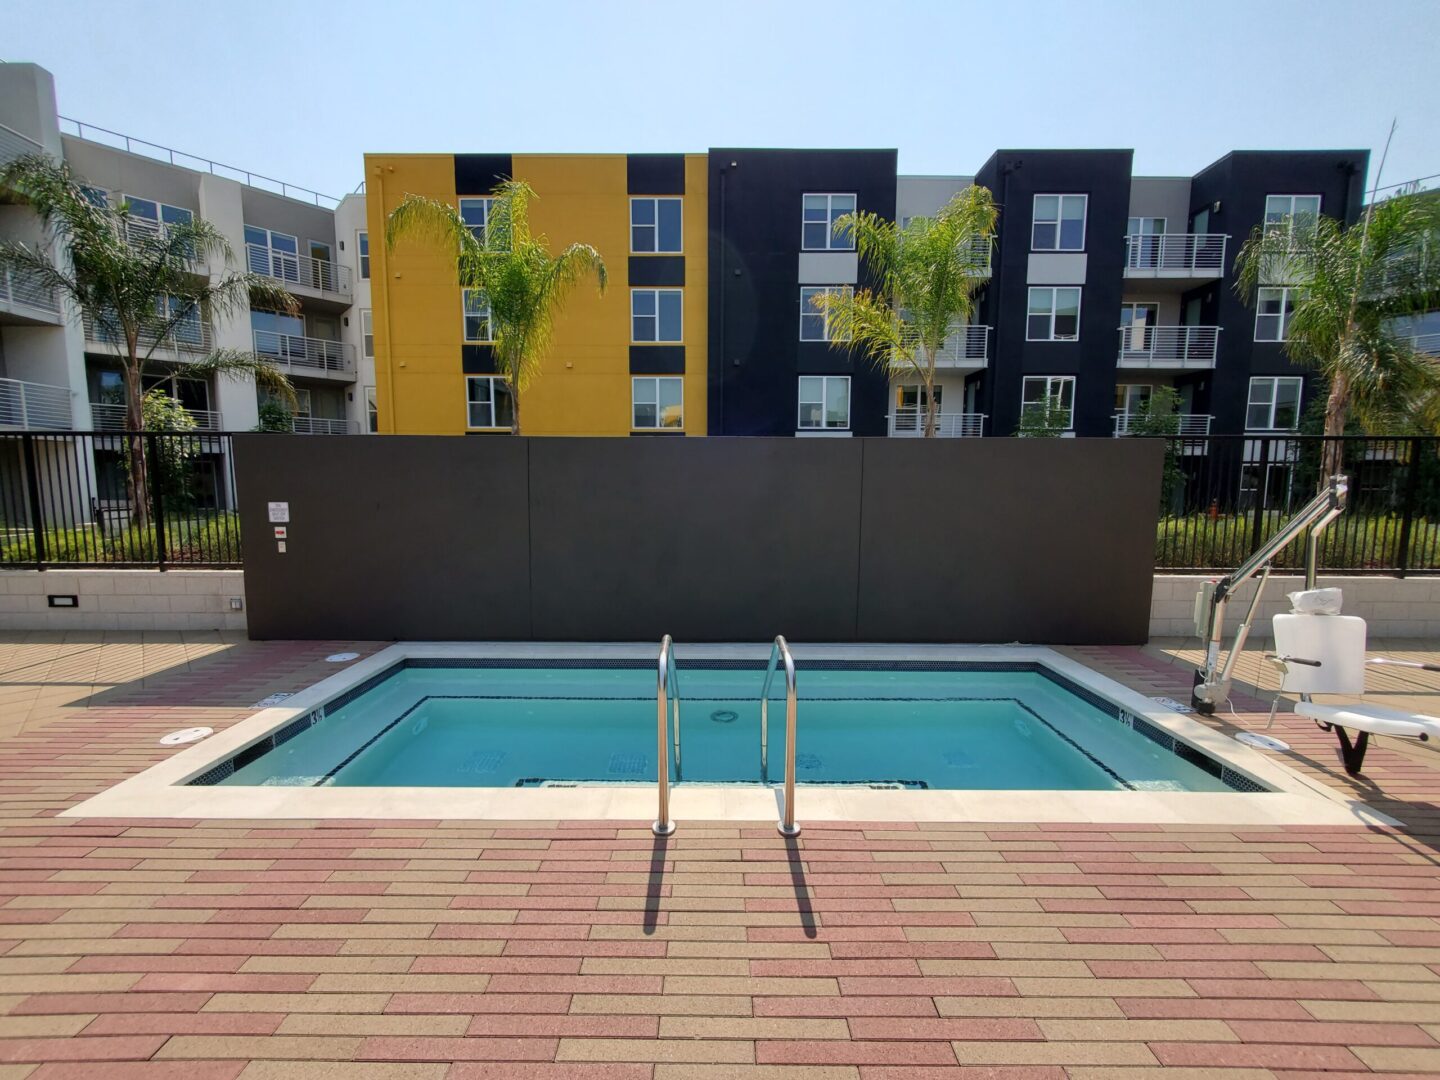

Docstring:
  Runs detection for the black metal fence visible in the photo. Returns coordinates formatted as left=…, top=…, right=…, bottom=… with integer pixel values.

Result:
left=0, top=431, right=241, bottom=569
left=1156, top=434, right=1440, bottom=576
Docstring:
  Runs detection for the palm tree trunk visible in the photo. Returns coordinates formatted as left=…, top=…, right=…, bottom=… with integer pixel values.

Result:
left=921, top=347, right=938, bottom=439
left=122, top=348, right=151, bottom=530
left=1321, top=369, right=1350, bottom=485
left=510, top=380, right=522, bottom=436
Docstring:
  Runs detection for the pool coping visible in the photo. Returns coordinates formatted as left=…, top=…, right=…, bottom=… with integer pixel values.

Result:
left=62, top=642, right=1398, bottom=827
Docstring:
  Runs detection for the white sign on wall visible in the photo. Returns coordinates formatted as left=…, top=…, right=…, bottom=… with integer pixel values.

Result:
left=267, top=502, right=290, bottom=523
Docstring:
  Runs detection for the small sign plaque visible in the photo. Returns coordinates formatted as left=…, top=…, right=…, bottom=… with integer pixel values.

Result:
left=273, top=526, right=288, bottom=539
left=267, top=502, right=290, bottom=523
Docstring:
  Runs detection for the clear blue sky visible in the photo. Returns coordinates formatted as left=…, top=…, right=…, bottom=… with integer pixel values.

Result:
left=7, top=0, right=1439, bottom=202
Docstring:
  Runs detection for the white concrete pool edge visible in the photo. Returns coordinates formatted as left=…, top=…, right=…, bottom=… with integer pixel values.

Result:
left=62, top=642, right=1398, bottom=827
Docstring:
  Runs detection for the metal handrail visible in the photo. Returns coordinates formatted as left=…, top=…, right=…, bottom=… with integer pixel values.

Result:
left=246, top=244, right=352, bottom=295
left=1123, top=232, right=1228, bottom=274
left=760, top=635, right=800, bottom=838
left=888, top=409, right=985, bottom=438
left=653, top=635, right=680, bottom=837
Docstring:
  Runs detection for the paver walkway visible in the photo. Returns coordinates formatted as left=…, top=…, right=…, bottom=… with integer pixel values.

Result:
left=0, top=631, right=1438, bottom=1078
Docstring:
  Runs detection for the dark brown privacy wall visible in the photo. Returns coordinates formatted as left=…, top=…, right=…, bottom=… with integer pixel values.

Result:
left=234, top=435, right=1161, bottom=644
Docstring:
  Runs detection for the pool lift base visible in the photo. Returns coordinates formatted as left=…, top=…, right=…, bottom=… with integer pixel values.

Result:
left=777, top=821, right=801, bottom=839
left=652, top=819, right=676, bottom=838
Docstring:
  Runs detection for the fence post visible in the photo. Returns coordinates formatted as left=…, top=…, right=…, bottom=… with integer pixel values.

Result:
left=1247, top=436, right=1271, bottom=560
left=20, top=434, right=46, bottom=570
left=147, top=433, right=167, bottom=572
left=1395, top=437, right=1422, bottom=579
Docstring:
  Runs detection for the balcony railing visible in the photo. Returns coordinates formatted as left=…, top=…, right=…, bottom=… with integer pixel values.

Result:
left=82, top=311, right=214, bottom=357
left=932, top=324, right=991, bottom=366
left=90, top=401, right=221, bottom=432
left=291, top=416, right=357, bottom=435
left=1116, top=325, right=1220, bottom=369
left=246, top=244, right=352, bottom=296
left=961, top=235, right=992, bottom=277
left=0, top=121, right=43, bottom=170
left=1411, top=331, right=1440, bottom=356
left=888, top=409, right=985, bottom=438
left=1113, top=412, right=1212, bottom=437
left=0, top=266, right=61, bottom=316
left=0, top=378, right=71, bottom=430
left=252, top=330, right=355, bottom=376
left=1123, top=233, right=1227, bottom=276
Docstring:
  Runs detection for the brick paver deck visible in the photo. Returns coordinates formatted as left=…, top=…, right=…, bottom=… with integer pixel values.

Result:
left=0, top=631, right=1438, bottom=1077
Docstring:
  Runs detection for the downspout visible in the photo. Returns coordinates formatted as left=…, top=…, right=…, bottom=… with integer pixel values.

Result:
left=988, top=161, right=1016, bottom=435
left=373, top=163, right=399, bottom=435
left=717, top=162, right=728, bottom=435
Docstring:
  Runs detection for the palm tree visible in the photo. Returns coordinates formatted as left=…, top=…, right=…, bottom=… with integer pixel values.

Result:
left=384, top=179, right=607, bottom=435
left=0, top=154, right=298, bottom=526
left=809, top=187, right=997, bottom=437
left=1234, top=190, right=1440, bottom=478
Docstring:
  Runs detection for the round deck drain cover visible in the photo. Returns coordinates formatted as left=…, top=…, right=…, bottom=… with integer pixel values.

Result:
left=326, top=652, right=360, bottom=663
left=711, top=709, right=738, bottom=723
left=1235, top=731, right=1291, bottom=753
left=160, top=727, right=212, bottom=747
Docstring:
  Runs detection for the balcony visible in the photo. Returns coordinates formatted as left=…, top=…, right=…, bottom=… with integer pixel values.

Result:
left=1412, top=332, right=1440, bottom=356
left=90, top=402, right=222, bottom=432
left=932, top=325, right=990, bottom=368
left=0, top=121, right=43, bottom=171
left=888, top=409, right=985, bottom=438
left=291, top=416, right=357, bottom=435
left=252, top=330, right=356, bottom=380
left=246, top=244, right=351, bottom=302
left=0, top=266, right=62, bottom=326
left=1113, top=412, right=1212, bottom=437
left=83, top=311, right=214, bottom=361
left=1116, top=325, right=1220, bottom=369
left=121, top=219, right=206, bottom=272
left=961, top=235, right=992, bottom=277
left=1123, top=233, right=1227, bottom=282
left=0, top=378, right=72, bottom=430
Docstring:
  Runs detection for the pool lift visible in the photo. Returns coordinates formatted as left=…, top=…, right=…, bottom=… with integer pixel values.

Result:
left=1191, top=473, right=1348, bottom=715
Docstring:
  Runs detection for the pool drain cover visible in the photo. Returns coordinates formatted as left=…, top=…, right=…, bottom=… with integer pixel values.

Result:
left=607, top=753, right=647, bottom=776
left=326, top=652, right=360, bottom=663
left=711, top=709, right=738, bottom=723
left=160, top=727, right=212, bottom=747
left=1235, top=731, right=1292, bottom=753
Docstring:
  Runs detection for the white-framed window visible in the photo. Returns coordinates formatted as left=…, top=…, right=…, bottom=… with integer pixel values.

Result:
left=155, top=295, right=203, bottom=346
left=124, top=195, right=193, bottom=233
left=1115, top=383, right=1153, bottom=414
left=799, top=286, right=852, bottom=342
left=357, top=231, right=369, bottom=279
left=1263, top=194, right=1322, bottom=242
left=797, top=375, right=851, bottom=430
left=1022, top=375, right=1076, bottom=429
left=462, top=288, right=491, bottom=342
left=631, top=289, right=683, bottom=343
left=632, top=376, right=684, bottom=429
left=802, top=193, right=856, bottom=251
left=1254, top=286, right=1297, bottom=341
left=459, top=196, right=498, bottom=247
left=1032, top=194, right=1087, bottom=251
left=466, top=375, right=514, bottom=429
left=1026, top=287, right=1081, bottom=341
left=360, top=309, right=374, bottom=358
left=630, top=197, right=682, bottom=254
left=245, top=226, right=299, bottom=280
left=1246, top=376, right=1303, bottom=431
left=294, top=388, right=313, bottom=417
left=364, top=386, right=378, bottom=433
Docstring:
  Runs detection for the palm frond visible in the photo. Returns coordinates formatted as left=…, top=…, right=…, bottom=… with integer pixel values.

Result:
left=186, top=348, right=297, bottom=408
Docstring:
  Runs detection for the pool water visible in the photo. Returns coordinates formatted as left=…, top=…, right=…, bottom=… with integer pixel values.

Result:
left=207, top=664, right=1252, bottom=793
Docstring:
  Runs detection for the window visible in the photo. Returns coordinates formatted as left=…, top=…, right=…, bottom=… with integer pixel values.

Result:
left=1264, top=195, right=1322, bottom=243
left=1247, top=376, right=1303, bottom=431
left=357, top=231, right=370, bottom=279
left=245, top=226, right=299, bottom=280
left=1032, top=194, right=1087, bottom=250
left=1022, top=376, right=1076, bottom=429
left=462, top=288, right=491, bottom=342
left=124, top=195, right=193, bottom=233
left=1254, top=286, right=1297, bottom=341
left=1026, top=287, right=1081, bottom=341
left=81, top=186, right=108, bottom=207
left=631, top=289, right=683, bottom=342
left=632, top=377, right=684, bottom=429
left=802, top=194, right=856, bottom=250
left=360, top=309, right=374, bottom=358
left=799, top=286, right=852, bottom=342
left=797, top=375, right=851, bottom=430
left=458, top=197, right=495, bottom=246
left=156, top=295, right=202, bottom=346
left=1115, top=383, right=1153, bottom=415
left=630, top=198, right=682, bottom=253
left=365, top=387, right=378, bottom=433
left=466, top=376, right=514, bottom=429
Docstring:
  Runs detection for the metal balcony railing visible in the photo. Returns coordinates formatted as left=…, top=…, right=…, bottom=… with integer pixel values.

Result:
left=0, top=266, right=61, bottom=315
left=0, top=378, right=71, bottom=430
left=83, top=311, right=214, bottom=357
left=1117, top=325, right=1220, bottom=369
left=888, top=409, right=985, bottom=438
left=291, top=416, right=357, bottom=435
left=961, top=235, right=992, bottom=276
left=0, top=121, right=43, bottom=170
left=1411, top=331, right=1440, bottom=356
left=252, top=330, right=355, bottom=376
left=1113, top=412, right=1212, bottom=437
left=246, top=244, right=352, bottom=296
left=1124, top=233, right=1228, bottom=275
left=90, top=401, right=221, bottom=432
left=932, top=324, right=991, bottom=366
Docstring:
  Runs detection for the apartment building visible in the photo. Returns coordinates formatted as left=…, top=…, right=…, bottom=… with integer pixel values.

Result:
left=0, top=62, right=372, bottom=446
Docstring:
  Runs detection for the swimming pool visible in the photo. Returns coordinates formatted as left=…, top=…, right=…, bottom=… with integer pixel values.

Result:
left=188, top=659, right=1264, bottom=794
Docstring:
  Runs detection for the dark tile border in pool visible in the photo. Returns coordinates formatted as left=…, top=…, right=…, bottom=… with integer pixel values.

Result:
left=185, top=658, right=1269, bottom=794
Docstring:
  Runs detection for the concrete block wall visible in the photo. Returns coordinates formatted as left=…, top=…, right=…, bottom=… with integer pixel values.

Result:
left=1151, top=575, right=1440, bottom=641
left=0, top=571, right=246, bottom=631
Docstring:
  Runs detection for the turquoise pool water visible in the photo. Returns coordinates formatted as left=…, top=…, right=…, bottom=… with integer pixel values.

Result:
left=198, top=663, right=1258, bottom=793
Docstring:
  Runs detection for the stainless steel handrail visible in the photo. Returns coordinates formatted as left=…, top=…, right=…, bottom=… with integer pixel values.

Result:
left=652, top=635, right=681, bottom=837
left=760, top=636, right=801, bottom=837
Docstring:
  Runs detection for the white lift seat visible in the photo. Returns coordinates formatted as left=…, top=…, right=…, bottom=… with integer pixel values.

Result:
left=1272, top=612, right=1438, bottom=775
